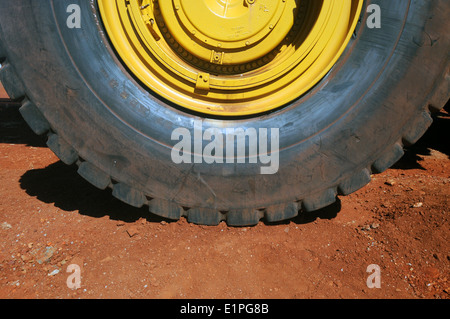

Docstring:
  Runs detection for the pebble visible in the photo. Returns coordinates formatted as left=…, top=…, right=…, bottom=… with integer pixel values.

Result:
left=100, top=256, right=113, bottom=263
left=48, top=269, right=60, bottom=276
left=1, top=222, right=12, bottom=230
left=126, top=226, right=139, bottom=237
left=37, top=247, right=56, bottom=264
left=360, top=223, right=380, bottom=231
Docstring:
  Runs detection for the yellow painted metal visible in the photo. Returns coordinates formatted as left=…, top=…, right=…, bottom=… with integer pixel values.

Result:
left=159, top=0, right=294, bottom=64
left=98, top=0, right=363, bottom=117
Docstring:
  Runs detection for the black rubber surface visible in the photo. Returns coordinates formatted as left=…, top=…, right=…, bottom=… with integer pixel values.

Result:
left=0, top=0, right=448, bottom=225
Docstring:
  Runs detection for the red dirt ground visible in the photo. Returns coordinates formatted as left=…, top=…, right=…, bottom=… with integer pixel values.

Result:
left=0, top=100, right=448, bottom=300
left=0, top=83, right=8, bottom=99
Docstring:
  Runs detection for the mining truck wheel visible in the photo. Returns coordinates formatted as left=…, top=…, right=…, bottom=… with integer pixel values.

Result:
left=0, top=0, right=448, bottom=225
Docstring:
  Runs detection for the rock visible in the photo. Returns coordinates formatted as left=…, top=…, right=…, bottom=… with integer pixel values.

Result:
left=36, top=247, right=56, bottom=264
left=100, top=256, right=113, bottom=263
left=385, top=180, right=396, bottom=186
left=126, top=226, right=139, bottom=237
left=48, top=269, right=60, bottom=276
left=1, top=222, right=12, bottom=230
left=21, top=255, right=31, bottom=262
left=412, top=202, right=423, bottom=208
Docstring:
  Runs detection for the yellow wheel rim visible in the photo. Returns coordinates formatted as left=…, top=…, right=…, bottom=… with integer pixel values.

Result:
left=99, top=0, right=363, bottom=117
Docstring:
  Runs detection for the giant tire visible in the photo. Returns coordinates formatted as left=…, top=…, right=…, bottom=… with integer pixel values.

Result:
left=0, top=0, right=448, bottom=226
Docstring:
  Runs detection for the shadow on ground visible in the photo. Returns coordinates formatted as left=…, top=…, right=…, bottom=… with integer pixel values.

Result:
left=18, top=160, right=342, bottom=226
left=19, top=161, right=171, bottom=224
left=391, top=105, right=449, bottom=170
left=0, top=101, right=46, bottom=147
left=0, top=100, right=447, bottom=225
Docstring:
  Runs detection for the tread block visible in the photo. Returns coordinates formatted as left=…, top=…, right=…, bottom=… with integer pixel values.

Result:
left=372, top=143, right=404, bottom=174
left=0, top=62, right=25, bottom=99
left=402, top=111, right=433, bottom=146
left=338, top=168, right=371, bottom=196
left=77, top=161, right=111, bottom=190
left=187, top=207, right=222, bottom=226
left=46, top=133, right=78, bottom=165
left=0, top=39, right=5, bottom=59
left=19, top=99, right=50, bottom=135
left=148, top=198, right=184, bottom=220
left=112, top=183, right=146, bottom=208
left=226, top=208, right=263, bottom=226
left=265, top=202, right=299, bottom=223
left=428, top=70, right=450, bottom=112
left=302, top=188, right=337, bottom=212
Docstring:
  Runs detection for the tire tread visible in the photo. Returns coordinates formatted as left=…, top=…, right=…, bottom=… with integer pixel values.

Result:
left=0, top=6, right=448, bottom=226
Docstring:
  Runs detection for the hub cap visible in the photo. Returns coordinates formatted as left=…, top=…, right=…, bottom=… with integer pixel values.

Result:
left=99, top=0, right=363, bottom=116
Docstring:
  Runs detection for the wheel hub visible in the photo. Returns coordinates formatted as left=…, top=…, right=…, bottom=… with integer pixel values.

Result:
left=98, top=0, right=363, bottom=116
left=160, top=0, right=293, bottom=64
